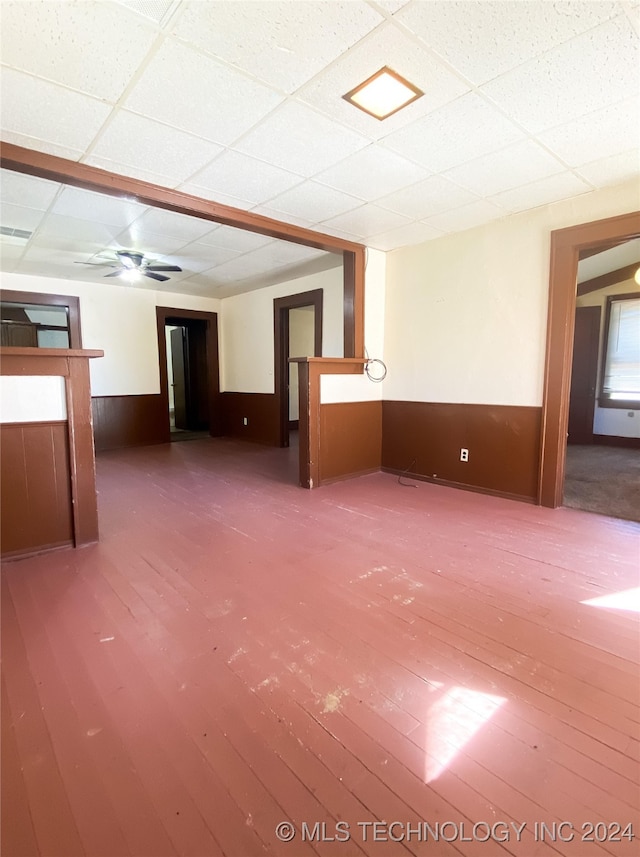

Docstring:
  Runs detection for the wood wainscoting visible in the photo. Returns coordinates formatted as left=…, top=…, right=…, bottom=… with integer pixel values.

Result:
left=319, top=401, right=382, bottom=483
left=221, top=392, right=280, bottom=446
left=0, top=421, right=73, bottom=557
left=92, top=395, right=168, bottom=452
left=382, top=401, right=542, bottom=501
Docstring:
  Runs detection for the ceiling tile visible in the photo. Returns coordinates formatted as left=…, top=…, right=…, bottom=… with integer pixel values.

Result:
left=196, top=225, right=273, bottom=253
left=0, top=203, right=47, bottom=233
left=424, top=200, right=506, bottom=234
left=575, top=149, right=640, bottom=187
left=248, top=206, right=316, bottom=230
left=537, top=97, right=640, bottom=167
left=82, top=155, right=186, bottom=190
left=489, top=172, right=593, bottom=214
left=366, top=220, right=444, bottom=252
left=377, top=175, right=478, bottom=219
left=396, top=0, right=621, bottom=85
left=32, top=213, right=125, bottom=254
left=298, top=21, right=469, bottom=141
left=186, top=151, right=302, bottom=206
left=128, top=207, right=215, bottom=243
left=170, top=242, right=241, bottom=271
left=235, top=101, right=369, bottom=176
left=123, top=39, right=284, bottom=145
left=0, top=69, right=112, bottom=152
left=480, top=16, right=639, bottom=132
left=443, top=140, right=565, bottom=197
left=321, top=204, right=410, bottom=238
left=51, top=187, right=148, bottom=227
left=0, top=132, right=84, bottom=163
left=375, top=0, right=412, bottom=13
left=315, top=144, right=430, bottom=201
left=172, top=0, right=384, bottom=94
left=382, top=92, right=524, bottom=172
left=262, top=181, right=362, bottom=223
left=0, top=0, right=158, bottom=102
left=0, top=170, right=61, bottom=210
left=87, top=111, right=222, bottom=184
left=108, top=226, right=196, bottom=257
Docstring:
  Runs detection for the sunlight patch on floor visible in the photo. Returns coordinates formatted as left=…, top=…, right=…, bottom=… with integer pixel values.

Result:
left=424, top=686, right=506, bottom=783
left=581, top=587, right=640, bottom=613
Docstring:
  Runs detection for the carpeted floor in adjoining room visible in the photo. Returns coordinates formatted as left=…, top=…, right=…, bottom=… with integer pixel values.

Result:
left=564, top=444, right=640, bottom=522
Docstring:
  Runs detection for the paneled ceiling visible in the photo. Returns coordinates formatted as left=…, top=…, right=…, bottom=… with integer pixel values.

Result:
left=1, top=0, right=639, bottom=298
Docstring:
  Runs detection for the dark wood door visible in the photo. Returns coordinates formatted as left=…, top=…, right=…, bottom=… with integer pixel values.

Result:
left=170, top=326, right=188, bottom=430
left=568, top=306, right=601, bottom=444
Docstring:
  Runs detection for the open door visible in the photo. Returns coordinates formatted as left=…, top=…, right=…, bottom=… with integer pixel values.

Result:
left=567, top=306, right=600, bottom=444
left=170, top=326, right=188, bottom=430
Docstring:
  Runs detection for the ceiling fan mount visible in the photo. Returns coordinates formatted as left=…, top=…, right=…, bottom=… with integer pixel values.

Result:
left=76, top=249, right=182, bottom=282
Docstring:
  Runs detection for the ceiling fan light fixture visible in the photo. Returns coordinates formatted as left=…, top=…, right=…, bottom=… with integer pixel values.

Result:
left=343, top=66, right=423, bottom=120
left=635, top=266, right=640, bottom=286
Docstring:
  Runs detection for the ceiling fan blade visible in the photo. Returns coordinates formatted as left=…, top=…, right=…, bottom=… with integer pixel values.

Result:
left=74, top=260, right=116, bottom=266
left=104, top=270, right=124, bottom=278
left=145, top=265, right=182, bottom=272
left=143, top=271, right=170, bottom=282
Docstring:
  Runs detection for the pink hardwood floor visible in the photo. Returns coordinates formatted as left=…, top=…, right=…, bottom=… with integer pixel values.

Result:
left=2, top=438, right=639, bottom=857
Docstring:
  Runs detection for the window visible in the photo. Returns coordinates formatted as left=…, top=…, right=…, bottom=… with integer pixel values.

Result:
left=0, top=290, right=81, bottom=349
left=600, top=292, right=640, bottom=408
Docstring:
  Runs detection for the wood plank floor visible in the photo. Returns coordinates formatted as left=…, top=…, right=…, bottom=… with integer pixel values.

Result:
left=2, top=438, right=639, bottom=857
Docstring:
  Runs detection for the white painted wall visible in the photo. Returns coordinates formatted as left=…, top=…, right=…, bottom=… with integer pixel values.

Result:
left=0, top=273, right=221, bottom=396
left=383, top=180, right=640, bottom=407
left=321, top=248, right=387, bottom=404
left=220, top=266, right=343, bottom=393
left=289, top=306, right=315, bottom=421
left=0, top=376, right=67, bottom=422
left=577, top=276, right=639, bottom=438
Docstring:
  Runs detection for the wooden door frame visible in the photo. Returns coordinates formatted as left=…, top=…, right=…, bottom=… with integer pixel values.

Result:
left=538, top=209, right=640, bottom=507
left=156, top=307, right=221, bottom=443
left=274, top=289, right=323, bottom=448
left=567, top=305, right=601, bottom=445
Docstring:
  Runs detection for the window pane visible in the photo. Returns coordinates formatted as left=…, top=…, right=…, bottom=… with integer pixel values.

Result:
left=603, top=298, right=640, bottom=399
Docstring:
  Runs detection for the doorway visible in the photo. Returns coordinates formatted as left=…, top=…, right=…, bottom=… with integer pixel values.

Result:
left=274, top=289, right=323, bottom=448
left=156, top=307, right=221, bottom=444
left=539, top=210, right=640, bottom=508
left=165, top=320, right=209, bottom=438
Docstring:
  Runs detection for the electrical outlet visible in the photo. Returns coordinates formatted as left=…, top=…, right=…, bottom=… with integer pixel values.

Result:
left=243, top=417, right=248, bottom=426
left=460, top=448, right=469, bottom=462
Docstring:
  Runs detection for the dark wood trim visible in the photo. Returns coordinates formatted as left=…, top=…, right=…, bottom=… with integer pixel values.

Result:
left=274, top=289, right=323, bottom=448
left=597, top=291, right=640, bottom=409
left=156, top=307, right=221, bottom=444
left=0, top=347, right=103, bottom=549
left=343, top=247, right=366, bottom=359
left=220, top=392, right=279, bottom=446
left=288, top=420, right=299, bottom=431
left=539, top=210, right=640, bottom=508
left=0, top=142, right=364, bottom=254
left=1, top=288, right=82, bottom=348
left=577, top=263, right=639, bottom=296
left=593, top=434, right=640, bottom=448
left=1, top=540, right=74, bottom=562
left=92, top=394, right=168, bottom=451
left=383, top=400, right=541, bottom=501
left=293, top=357, right=367, bottom=488
left=319, top=401, right=382, bottom=483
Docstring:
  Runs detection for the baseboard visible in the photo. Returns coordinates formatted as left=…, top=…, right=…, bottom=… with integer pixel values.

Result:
left=381, top=467, right=536, bottom=504
left=592, top=434, right=640, bottom=449
left=1, top=539, right=74, bottom=562
left=319, top=466, right=381, bottom=485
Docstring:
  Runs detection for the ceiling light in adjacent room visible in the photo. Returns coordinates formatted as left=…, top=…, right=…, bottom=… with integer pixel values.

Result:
left=634, top=266, right=640, bottom=285
left=343, top=66, right=423, bottom=120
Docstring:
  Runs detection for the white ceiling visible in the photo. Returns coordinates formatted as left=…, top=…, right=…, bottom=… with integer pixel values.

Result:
left=1, top=0, right=639, bottom=298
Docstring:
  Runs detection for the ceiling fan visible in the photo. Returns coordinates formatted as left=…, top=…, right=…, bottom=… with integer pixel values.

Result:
left=77, top=250, right=182, bottom=282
